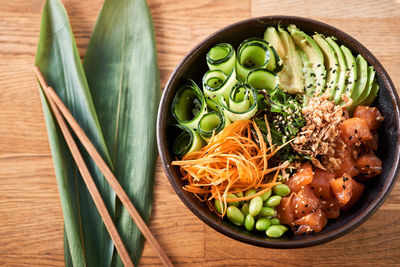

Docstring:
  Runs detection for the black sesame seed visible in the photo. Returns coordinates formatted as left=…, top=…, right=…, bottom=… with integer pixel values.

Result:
left=343, top=185, right=346, bottom=189
left=358, top=137, right=362, bottom=140
left=305, top=204, right=309, bottom=207
left=332, top=69, right=336, bottom=73
left=355, top=129, right=358, bottom=134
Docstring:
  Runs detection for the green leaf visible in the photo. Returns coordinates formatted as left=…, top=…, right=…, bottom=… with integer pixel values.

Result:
left=83, top=0, right=160, bottom=265
left=35, top=0, right=116, bottom=266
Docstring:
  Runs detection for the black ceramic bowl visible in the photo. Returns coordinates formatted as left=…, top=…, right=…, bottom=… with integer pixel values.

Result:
left=157, top=16, right=400, bottom=248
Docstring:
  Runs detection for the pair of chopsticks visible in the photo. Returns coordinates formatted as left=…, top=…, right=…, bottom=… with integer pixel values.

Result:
left=34, top=67, right=173, bottom=267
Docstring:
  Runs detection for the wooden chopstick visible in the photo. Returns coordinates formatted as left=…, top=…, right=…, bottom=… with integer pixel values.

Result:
left=34, top=67, right=173, bottom=267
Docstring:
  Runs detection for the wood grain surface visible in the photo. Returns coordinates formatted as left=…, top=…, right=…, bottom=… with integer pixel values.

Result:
left=0, top=0, right=399, bottom=266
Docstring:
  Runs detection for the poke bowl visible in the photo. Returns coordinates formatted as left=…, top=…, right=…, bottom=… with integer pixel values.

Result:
left=157, top=16, right=400, bottom=248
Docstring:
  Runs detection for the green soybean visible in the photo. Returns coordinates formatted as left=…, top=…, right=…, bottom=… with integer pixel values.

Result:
left=241, top=203, right=250, bottom=215
left=245, top=188, right=257, bottom=197
left=226, top=193, right=239, bottom=207
left=265, top=195, right=282, bottom=208
left=261, top=189, right=272, bottom=201
left=270, top=218, right=281, bottom=225
left=226, top=206, right=245, bottom=226
left=255, top=218, right=271, bottom=231
left=214, top=199, right=225, bottom=214
left=249, top=196, right=263, bottom=216
left=258, top=207, right=276, bottom=218
left=266, top=225, right=288, bottom=238
left=236, top=191, right=244, bottom=198
left=272, top=184, right=291, bottom=197
left=244, top=214, right=255, bottom=231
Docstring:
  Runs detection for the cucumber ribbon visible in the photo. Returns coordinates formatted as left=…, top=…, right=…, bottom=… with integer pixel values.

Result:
left=206, top=43, right=236, bottom=75
left=236, top=38, right=281, bottom=82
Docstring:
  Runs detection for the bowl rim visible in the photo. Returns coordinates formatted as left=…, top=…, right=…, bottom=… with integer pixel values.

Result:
left=157, top=15, right=400, bottom=248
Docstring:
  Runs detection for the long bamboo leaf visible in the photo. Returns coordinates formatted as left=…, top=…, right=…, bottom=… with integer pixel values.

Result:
left=36, top=0, right=116, bottom=266
left=83, top=0, right=160, bottom=265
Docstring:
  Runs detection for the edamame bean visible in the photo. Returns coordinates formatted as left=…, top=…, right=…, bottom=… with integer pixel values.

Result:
left=226, top=193, right=239, bottom=207
left=270, top=218, right=281, bottom=225
left=260, top=189, right=272, bottom=201
left=266, top=225, right=288, bottom=238
left=226, top=206, right=244, bottom=226
left=244, top=214, right=255, bottom=231
left=236, top=191, right=244, bottom=198
left=272, top=184, right=291, bottom=197
left=255, top=218, right=271, bottom=231
left=258, top=207, right=276, bottom=218
left=265, top=195, right=282, bottom=208
left=245, top=189, right=257, bottom=197
left=249, top=196, right=263, bottom=216
left=241, top=203, right=249, bottom=215
left=214, top=199, right=225, bottom=214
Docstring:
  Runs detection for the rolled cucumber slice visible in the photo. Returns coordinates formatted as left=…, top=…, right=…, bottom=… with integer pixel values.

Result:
left=202, top=68, right=237, bottom=102
left=236, top=38, right=272, bottom=82
left=218, top=83, right=258, bottom=122
left=172, top=80, right=207, bottom=130
left=198, top=111, right=225, bottom=140
left=349, top=54, right=368, bottom=110
left=173, top=124, right=204, bottom=158
left=247, top=68, right=278, bottom=91
left=206, top=43, right=236, bottom=75
left=206, top=97, right=231, bottom=127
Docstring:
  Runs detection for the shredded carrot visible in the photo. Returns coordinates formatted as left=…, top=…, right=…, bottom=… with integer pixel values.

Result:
left=172, top=119, right=288, bottom=217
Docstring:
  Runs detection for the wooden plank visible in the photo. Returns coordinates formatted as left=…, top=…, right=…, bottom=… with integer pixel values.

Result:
left=204, top=209, right=400, bottom=266
left=251, top=0, right=400, bottom=18
left=0, top=0, right=399, bottom=266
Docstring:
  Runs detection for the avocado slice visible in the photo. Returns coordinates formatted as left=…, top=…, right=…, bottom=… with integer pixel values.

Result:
left=298, top=48, right=316, bottom=100
left=264, top=27, right=285, bottom=60
left=338, top=45, right=357, bottom=105
left=275, top=26, right=304, bottom=94
left=326, top=37, right=347, bottom=103
left=357, top=66, right=376, bottom=106
left=263, top=27, right=284, bottom=73
left=362, top=79, right=379, bottom=106
left=348, top=54, right=368, bottom=110
left=313, top=34, right=339, bottom=96
left=287, top=24, right=326, bottom=95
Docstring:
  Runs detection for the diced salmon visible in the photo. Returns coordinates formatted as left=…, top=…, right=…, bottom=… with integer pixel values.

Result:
left=310, top=168, right=335, bottom=201
left=276, top=195, right=295, bottom=225
left=293, top=209, right=328, bottom=235
left=355, top=153, right=382, bottom=180
left=353, top=106, right=384, bottom=131
left=319, top=199, right=340, bottom=219
left=335, top=146, right=359, bottom=178
left=285, top=162, right=313, bottom=193
left=364, top=132, right=379, bottom=151
left=341, top=179, right=365, bottom=211
left=329, top=174, right=353, bottom=205
left=291, top=185, right=320, bottom=219
left=340, top=117, right=373, bottom=146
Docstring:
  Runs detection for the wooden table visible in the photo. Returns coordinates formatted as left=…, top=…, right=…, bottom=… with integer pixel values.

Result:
left=1, top=0, right=400, bottom=266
